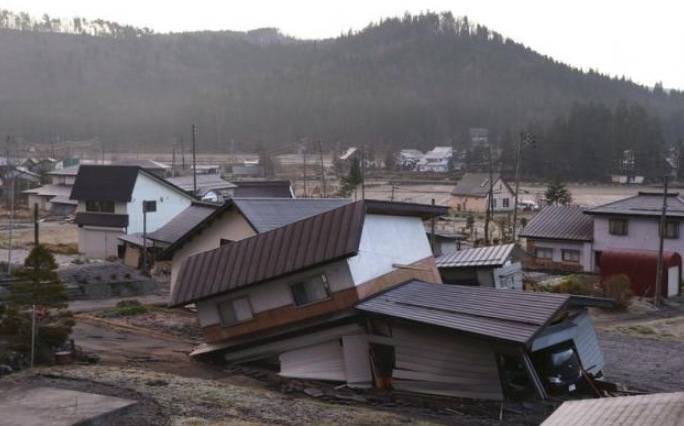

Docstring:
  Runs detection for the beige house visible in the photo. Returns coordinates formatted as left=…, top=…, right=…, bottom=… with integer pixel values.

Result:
left=451, top=173, right=515, bottom=213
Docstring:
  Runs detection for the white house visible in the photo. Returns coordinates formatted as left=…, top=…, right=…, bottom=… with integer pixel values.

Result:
left=415, top=147, right=453, bottom=173
left=70, top=165, right=194, bottom=258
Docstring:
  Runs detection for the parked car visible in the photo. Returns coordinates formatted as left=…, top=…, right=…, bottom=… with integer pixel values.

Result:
left=533, top=344, right=582, bottom=395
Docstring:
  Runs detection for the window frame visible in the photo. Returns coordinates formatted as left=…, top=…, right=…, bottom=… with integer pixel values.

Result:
left=535, top=247, right=553, bottom=260
left=503, top=198, right=510, bottom=208
left=561, top=249, right=581, bottom=263
left=85, top=200, right=115, bottom=213
left=662, top=220, right=680, bottom=239
left=216, top=296, right=254, bottom=327
left=290, top=274, right=333, bottom=308
left=608, top=218, right=629, bottom=236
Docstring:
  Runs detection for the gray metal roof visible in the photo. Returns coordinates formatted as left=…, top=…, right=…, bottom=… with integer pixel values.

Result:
left=356, top=280, right=571, bottom=344
left=166, top=174, right=236, bottom=196
left=586, top=192, right=684, bottom=218
left=451, top=173, right=503, bottom=196
left=233, top=198, right=354, bottom=233
left=519, top=206, right=594, bottom=241
left=541, top=392, right=684, bottom=426
left=47, top=165, right=80, bottom=176
left=436, top=244, right=516, bottom=268
left=147, top=203, right=220, bottom=244
left=232, top=180, right=293, bottom=198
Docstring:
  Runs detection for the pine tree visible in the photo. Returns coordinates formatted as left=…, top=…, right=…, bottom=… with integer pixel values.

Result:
left=544, top=175, right=573, bottom=206
left=0, top=245, right=74, bottom=363
left=337, top=157, right=363, bottom=197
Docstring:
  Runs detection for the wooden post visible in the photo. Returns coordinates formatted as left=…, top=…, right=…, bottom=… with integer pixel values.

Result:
left=655, top=177, right=668, bottom=307
left=33, top=202, right=39, bottom=246
left=431, top=199, right=436, bottom=254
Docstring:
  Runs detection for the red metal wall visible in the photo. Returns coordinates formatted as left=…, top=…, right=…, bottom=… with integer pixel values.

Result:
left=600, top=249, right=682, bottom=298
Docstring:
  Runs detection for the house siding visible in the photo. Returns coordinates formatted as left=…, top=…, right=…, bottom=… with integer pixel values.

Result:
left=127, top=173, right=192, bottom=234
left=593, top=216, right=684, bottom=257
left=451, top=178, right=514, bottom=213
left=525, top=239, right=593, bottom=272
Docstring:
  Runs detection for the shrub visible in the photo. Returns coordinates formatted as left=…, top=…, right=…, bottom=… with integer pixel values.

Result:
left=114, top=305, right=149, bottom=316
left=550, top=275, right=593, bottom=296
left=116, top=299, right=141, bottom=308
left=601, top=274, right=633, bottom=310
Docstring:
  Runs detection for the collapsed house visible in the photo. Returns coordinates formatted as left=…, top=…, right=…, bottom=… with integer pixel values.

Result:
left=171, top=199, right=610, bottom=400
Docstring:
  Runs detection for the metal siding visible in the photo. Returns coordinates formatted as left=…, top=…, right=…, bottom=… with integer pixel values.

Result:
left=571, top=311, right=604, bottom=374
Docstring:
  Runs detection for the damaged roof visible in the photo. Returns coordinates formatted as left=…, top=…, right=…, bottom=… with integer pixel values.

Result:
left=519, top=206, right=594, bottom=242
left=171, top=200, right=448, bottom=307
left=356, top=280, right=578, bottom=345
left=146, top=202, right=220, bottom=244
left=436, top=244, right=518, bottom=268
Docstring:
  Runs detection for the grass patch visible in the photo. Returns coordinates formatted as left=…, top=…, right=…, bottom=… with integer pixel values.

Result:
left=113, top=305, right=150, bottom=316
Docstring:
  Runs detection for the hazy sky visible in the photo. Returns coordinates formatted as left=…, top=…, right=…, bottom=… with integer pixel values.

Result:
left=4, top=0, right=684, bottom=90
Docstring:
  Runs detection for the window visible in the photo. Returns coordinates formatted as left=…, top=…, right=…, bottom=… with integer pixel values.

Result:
left=562, top=249, right=580, bottom=263
left=85, top=200, right=115, bottom=213
left=662, top=220, right=680, bottom=239
left=291, top=274, right=332, bottom=306
left=503, top=198, right=510, bottom=208
left=609, top=218, right=628, bottom=236
left=535, top=247, right=553, bottom=260
left=217, top=297, right=253, bottom=326
left=143, top=200, right=157, bottom=213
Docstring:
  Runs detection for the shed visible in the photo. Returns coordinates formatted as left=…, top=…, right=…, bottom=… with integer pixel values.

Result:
left=436, top=244, right=527, bottom=289
left=600, top=249, right=681, bottom=298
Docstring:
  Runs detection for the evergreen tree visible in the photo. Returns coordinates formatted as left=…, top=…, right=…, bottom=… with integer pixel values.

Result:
left=544, top=175, right=573, bottom=206
left=0, top=245, right=74, bottom=363
left=384, top=151, right=396, bottom=171
left=257, top=143, right=275, bottom=177
left=337, top=157, right=363, bottom=197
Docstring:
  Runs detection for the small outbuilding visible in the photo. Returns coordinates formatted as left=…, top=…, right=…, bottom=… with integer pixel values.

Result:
left=599, top=249, right=681, bottom=298
left=436, top=243, right=526, bottom=289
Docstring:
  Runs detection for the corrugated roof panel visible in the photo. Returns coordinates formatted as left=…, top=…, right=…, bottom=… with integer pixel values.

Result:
left=436, top=244, right=515, bottom=268
left=356, top=281, right=570, bottom=344
left=519, top=206, right=594, bottom=242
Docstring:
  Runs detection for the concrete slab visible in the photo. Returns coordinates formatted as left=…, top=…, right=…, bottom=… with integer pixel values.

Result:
left=0, top=386, right=137, bottom=426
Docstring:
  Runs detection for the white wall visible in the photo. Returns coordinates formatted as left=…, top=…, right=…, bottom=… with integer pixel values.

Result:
left=127, top=173, right=193, bottom=234
left=347, top=214, right=433, bottom=285
left=593, top=216, right=684, bottom=257
left=196, top=259, right=354, bottom=328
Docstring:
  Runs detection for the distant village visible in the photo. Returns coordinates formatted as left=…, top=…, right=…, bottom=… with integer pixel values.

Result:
left=1, top=127, right=683, bottom=425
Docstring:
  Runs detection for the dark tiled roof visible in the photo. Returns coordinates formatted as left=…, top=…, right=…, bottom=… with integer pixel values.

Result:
left=146, top=203, right=220, bottom=244
left=356, top=280, right=571, bottom=344
left=170, top=200, right=448, bottom=306
left=171, top=201, right=366, bottom=306
left=451, top=173, right=509, bottom=196
left=232, top=198, right=353, bottom=233
left=70, top=165, right=140, bottom=202
left=232, top=180, right=293, bottom=198
left=520, top=206, right=594, bottom=241
left=585, top=192, right=684, bottom=218
left=436, top=244, right=516, bottom=268
left=75, top=212, right=129, bottom=228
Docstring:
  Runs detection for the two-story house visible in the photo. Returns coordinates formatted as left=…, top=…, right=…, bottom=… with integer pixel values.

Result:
left=170, top=200, right=447, bottom=370
left=451, top=173, right=515, bottom=213
left=70, top=165, right=195, bottom=258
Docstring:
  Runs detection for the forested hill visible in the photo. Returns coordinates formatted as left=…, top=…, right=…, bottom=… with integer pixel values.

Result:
left=0, top=11, right=682, bottom=152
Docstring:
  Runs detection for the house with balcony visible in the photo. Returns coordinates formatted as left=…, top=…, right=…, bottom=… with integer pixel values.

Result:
left=70, top=165, right=195, bottom=259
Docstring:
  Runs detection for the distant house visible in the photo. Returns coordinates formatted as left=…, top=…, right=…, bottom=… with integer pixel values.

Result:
left=111, top=159, right=170, bottom=178
left=166, top=174, right=236, bottom=202
left=520, top=206, right=594, bottom=273
left=70, top=165, right=195, bottom=258
left=21, top=157, right=57, bottom=174
left=232, top=180, right=294, bottom=198
left=469, top=128, right=489, bottom=148
left=450, top=173, right=515, bottom=213
left=436, top=243, right=525, bottom=289
left=415, top=147, right=453, bottom=172
left=398, top=149, right=424, bottom=170
left=162, top=198, right=353, bottom=291
left=231, top=164, right=264, bottom=179
left=170, top=200, right=447, bottom=370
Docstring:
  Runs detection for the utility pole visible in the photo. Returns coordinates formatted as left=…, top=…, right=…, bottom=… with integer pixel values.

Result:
left=316, top=140, right=327, bottom=197
left=390, top=183, right=395, bottom=202
left=171, top=144, right=176, bottom=178
left=302, top=145, right=308, bottom=198
left=360, top=147, right=366, bottom=200
left=192, top=125, right=197, bottom=196
left=484, top=143, right=494, bottom=244
left=6, top=135, right=14, bottom=274
left=180, top=137, right=186, bottom=171
left=655, top=176, right=669, bottom=308
left=430, top=198, right=436, bottom=253
left=33, top=203, right=39, bottom=246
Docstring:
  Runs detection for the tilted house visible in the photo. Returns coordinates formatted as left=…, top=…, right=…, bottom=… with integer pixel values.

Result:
left=162, top=198, right=353, bottom=292
left=70, top=165, right=195, bottom=259
left=436, top=243, right=526, bottom=289
left=520, top=206, right=594, bottom=273
left=357, top=281, right=608, bottom=400
left=170, top=200, right=447, bottom=383
left=451, top=173, right=515, bottom=213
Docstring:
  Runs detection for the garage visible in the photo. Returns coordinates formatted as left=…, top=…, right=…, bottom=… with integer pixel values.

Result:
left=600, top=249, right=682, bottom=298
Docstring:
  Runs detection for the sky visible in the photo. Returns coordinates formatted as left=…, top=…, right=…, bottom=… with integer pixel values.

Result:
left=3, top=0, right=684, bottom=90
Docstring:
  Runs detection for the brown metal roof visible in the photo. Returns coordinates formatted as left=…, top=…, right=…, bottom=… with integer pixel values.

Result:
left=356, top=280, right=572, bottom=344
left=170, top=200, right=448, bottom=307
left=436, top=244, right=517, bottom=268
left=519, top=206, right=594, bottom=242
left=74, top=212, right=129, bottom=228
left=171, top=201, right=366, bottom=306
left=541, top=392, right=684, bottom=426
